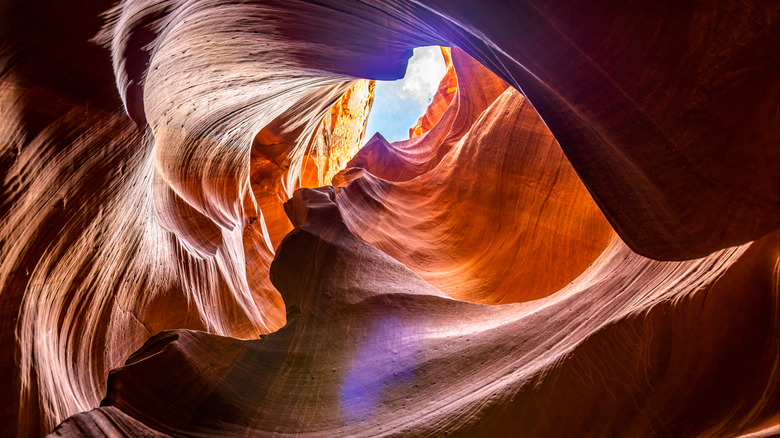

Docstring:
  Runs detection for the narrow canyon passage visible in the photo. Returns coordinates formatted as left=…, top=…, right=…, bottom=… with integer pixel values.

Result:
left=0, top=1, right=777, bottom=437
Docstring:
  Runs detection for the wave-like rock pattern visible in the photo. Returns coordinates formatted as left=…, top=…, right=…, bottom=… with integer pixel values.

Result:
left=336, top=49, right=614, bottom=303
left=53, top=189, right=779, bottom=437
left=0, top=0, right=777, bottom=436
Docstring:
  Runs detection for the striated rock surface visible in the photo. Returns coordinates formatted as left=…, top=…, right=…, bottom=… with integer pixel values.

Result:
left=0, top=0, right=777, bottom=437
left=336, top=52, right=614, bottom=303
left=52, top=189, right=779, bottom=437
left=309, top=79, right=375, bottom=186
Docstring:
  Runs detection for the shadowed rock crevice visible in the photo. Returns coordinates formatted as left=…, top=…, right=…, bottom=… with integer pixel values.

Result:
left=51, top=190, right=779, bottom=437
left=0, top=0, right=778, bottom=437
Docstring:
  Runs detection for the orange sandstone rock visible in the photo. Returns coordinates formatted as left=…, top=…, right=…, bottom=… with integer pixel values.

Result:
left=337, top=64, right=614, bottom=303
left=307, top=80, right=375, bottom=186
left=0, top=0, right=776, bottom=437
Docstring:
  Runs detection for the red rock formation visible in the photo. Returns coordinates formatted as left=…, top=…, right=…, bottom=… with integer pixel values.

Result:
left=336, top=50, right=614, bottom=303
left=0, top=0, right=777, bottom=437
left=337, top=48, right=508, bottom=183
left=308, top=80, right=375, bottom=186
left=51, top=188, right=780, bottom=437
left=247, top=80, right=374, bottom=329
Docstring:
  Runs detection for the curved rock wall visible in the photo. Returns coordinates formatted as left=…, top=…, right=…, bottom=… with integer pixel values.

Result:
left=0, top=0, right=777, bottom=437
left=336, top=50, right=614, bottom=303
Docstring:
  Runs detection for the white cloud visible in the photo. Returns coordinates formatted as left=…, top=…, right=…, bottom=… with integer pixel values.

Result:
left=400, top=46, right=446, bottom=105
left=363, top=46, right=448, bottom=143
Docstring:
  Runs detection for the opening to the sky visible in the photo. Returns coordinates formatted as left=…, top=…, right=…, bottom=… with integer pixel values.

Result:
left=363, top=46, right=448, bottom=144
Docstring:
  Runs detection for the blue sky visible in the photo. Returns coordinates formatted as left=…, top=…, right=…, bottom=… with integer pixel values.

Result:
left=364, top=46, right=447, bottom=144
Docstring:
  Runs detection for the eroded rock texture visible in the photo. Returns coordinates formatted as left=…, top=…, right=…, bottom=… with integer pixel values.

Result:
left=336, top=48, right=614, bottom=303
left=0, top=0, right=777, bottom=437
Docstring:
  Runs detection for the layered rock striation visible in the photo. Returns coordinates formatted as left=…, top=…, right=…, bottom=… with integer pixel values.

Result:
left=0, top=0, right=777, bottom=437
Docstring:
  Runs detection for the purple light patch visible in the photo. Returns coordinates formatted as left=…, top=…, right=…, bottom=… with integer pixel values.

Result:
left=340, top=314, right=422, bottom=424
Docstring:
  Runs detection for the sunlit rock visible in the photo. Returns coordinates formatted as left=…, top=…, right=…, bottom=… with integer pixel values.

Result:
left=308, top=79, right=375, bottom=186
left=0, top=0, right=777, bottom=437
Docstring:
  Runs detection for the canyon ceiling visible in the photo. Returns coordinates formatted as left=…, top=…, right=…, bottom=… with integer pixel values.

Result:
left=0, top=0, right=778, bottom=437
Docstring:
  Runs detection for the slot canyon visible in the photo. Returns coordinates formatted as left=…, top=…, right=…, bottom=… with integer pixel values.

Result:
left=0, top=0, right=778, bottom=437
